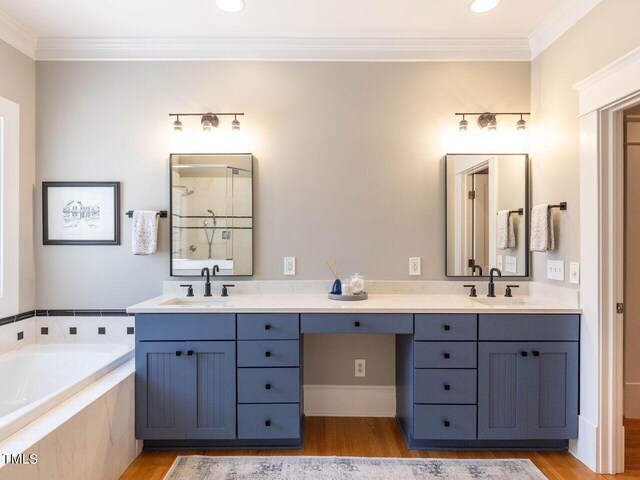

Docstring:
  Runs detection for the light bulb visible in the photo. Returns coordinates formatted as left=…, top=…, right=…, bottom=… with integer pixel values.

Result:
left=459, top=117, right=468, bottom=132
left=232, top=116, right=241, bottom=132
left=173, top=117, right=183, bottom=132
left=517, top=116, right=526, bottom=131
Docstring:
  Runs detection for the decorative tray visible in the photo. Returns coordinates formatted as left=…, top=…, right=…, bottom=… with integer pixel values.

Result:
left=328, top=292, right=368, bottom=301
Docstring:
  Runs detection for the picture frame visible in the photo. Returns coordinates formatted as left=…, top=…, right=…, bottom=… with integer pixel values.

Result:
left=42, top=182, right=120, bottom=245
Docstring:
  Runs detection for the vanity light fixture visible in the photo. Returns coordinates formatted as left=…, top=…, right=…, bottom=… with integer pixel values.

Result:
left=469, top=0, right=500, bottom=13
left=216, top=0, right=245, bottom=13
left=169, top=112, right=244, bottom=133
left=454, top=112, right=530, bottom=132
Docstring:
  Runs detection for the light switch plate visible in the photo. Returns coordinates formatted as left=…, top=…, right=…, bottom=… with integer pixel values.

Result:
left=570, top=262, right=580, bottom=285
left=547, top=260, right=565, bottom=281
left=409, top=257, right=421, bottom=276
left=284, top=257, right=296, bottom=275
left=505, top=256, right=517, bottom=274
left=496, top=255, right=503, bottom=270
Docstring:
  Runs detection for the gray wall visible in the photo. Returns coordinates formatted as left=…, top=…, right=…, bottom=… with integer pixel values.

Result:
left=0, top=39, right=36, bottom=313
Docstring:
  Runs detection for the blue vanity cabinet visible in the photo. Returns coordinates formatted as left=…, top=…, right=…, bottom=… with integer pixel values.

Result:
left=477, top=315, right=579, bottom=440
left=135, top=314, right=237, bottom=441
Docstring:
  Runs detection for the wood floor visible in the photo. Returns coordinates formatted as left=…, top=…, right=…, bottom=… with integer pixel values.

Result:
left=120, top=417, right=640, bottom=479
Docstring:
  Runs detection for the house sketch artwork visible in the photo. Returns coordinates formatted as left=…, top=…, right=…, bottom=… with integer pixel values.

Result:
left=63, top=200, right=101, bottom=228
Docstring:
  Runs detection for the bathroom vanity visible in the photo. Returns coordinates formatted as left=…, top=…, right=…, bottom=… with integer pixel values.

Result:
left=129, top=294, right=580, bottom=451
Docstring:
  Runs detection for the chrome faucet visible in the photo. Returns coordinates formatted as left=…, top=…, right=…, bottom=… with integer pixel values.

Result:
left=201, top=267, right=212, bottom=297
left=487, top=268, right=502, bottom=297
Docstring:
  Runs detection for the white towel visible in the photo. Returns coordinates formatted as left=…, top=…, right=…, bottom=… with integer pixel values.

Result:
left=497, top=210, right=516, bottom=250
left=132, top=211, right=159, bottom=255
left=530, top=204, right=555, bottom=252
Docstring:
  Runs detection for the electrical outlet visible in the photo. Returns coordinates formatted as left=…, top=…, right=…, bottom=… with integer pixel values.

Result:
left=355, top=359, right=366, bottom=377
left=547, top=260, right=565, bottom=281
left=284, top=257, right=296, bottom=275
left=504, top=256, right=517, bottom=274
left=496, top=255, right=503, bottom=270
left=409, top=257, right=421, bottom=276
left=570, top=262, right=580, bottom=285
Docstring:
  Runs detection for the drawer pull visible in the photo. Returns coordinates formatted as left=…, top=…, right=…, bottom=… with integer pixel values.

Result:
left=444, top=420, right=450, bottom=427
left=521, top=351, right=528, bottom=357
left=187, top=350, right=194, bottom=356
left=265, top=420, right=271, bottom=427
left=443, top=325, right=451, bottom=331
left=443, top=353, right=451, bottom=359
left=265, top=351, right=272, bottom=357
left=265, top=383, right=272, bottom=390
left=175, top=351, right=182, bottom=357
left=265, top=324, right=271, bottom=330
left=444, top=384, right=451, bottom=391
left=532, top=351, right=540, bottom=357
left=354, top=321, right=361, bottom=327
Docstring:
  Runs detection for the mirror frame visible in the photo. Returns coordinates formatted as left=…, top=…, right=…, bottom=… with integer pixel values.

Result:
left=169, top=153, right=254, bottom=277
left=444, top=153, right=530, bottom=278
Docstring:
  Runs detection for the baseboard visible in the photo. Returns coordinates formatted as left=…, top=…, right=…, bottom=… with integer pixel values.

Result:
left=569, top=415, right=597, bottom=472
left=303, top=385, right=396, bottom=417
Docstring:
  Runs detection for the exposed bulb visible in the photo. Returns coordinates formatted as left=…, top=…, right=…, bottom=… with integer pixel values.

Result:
left=459, top=117, right=468, bottom=132
left=232, top=116, right=241, bottom=132
left=517, top=116, right=526, bottom=132
left=173, top=117, right=183, bottom=132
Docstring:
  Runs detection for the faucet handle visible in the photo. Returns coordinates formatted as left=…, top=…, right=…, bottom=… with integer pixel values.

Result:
left=180, top=284, right=194, bottom=297
left=505, top=285, right=520, bottom=298
left=463, top=285, right=477, bottom=298
left=221, top=284, right=235, bottom=297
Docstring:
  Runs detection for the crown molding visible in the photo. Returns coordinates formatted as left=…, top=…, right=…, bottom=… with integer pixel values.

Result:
left=528, top=0, right=601, bottom=60
left=35, top=36, right=531, bottom=61
left=0, top=9, right=37, bottom=59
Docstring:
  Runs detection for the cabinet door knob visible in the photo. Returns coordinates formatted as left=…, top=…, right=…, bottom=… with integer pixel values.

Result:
left=443, top=353, right=451, bottom=359
left=264, top=324, right=271, bottom=330
left=265, top=420, right=271, bottom=427
left=265, top=383, right=271, bottom=390
left=354, top=321, right=361, bottom=327
left=444, top=384, right=451, bottom=391
left=187, top=350, right=194, bottom=356
left=444, top=420, right=450, bottom=427
left=175, top=351, right=182, bottom=357
left=533, top=351, right=540, bottom=357
left=265, top=351, right=271, bottom=358
left=443, top=325, right=451, bottom=331
left=521, top=351, right=528, bottom=357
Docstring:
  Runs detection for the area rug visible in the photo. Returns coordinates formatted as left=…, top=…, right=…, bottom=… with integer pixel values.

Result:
left=163, top=455, right=548, bottom=480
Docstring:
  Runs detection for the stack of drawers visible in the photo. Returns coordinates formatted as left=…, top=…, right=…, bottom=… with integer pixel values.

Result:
left=236, top=314, right=301, bottom=440
left=413, top=314, right=478, bottom=440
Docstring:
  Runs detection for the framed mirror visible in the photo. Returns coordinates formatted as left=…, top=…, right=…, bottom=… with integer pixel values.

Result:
left=170, top=153, right=253, bottom=276
left=446, top=154, right=529, bottom=277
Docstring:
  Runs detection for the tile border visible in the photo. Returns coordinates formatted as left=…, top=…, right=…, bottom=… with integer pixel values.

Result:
left=0, top=309, right=133, bottom=326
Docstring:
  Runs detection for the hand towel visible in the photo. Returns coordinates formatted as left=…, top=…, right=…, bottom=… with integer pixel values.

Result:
left=530, top=204, right=555, bottom=252
left=132, top=211, right=159, bottom=255
left=497, top=210, right=516, bottom=250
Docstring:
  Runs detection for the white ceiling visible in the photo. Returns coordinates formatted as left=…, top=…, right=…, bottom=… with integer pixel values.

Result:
left=0, top=0, right=602, bottom=60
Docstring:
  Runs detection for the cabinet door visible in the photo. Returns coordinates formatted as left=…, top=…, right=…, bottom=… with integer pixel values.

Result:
left=478, top=342, right=528, bottom=439
left=527, top=342, right=579, bottom=439
left=136, top=341, right=187, bottom=439
left=185, top=341, right=236, bottom=439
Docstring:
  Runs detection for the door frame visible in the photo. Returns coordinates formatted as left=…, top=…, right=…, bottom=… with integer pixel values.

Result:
left=574, top=45, right=640, bottom=474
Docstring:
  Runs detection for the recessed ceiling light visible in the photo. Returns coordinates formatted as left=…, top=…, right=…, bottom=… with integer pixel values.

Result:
left=469, top=0, right=500, bottom=13
left=216, top=0, right=245, bottom=13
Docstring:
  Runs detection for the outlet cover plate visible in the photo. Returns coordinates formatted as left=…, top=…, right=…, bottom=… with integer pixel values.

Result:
left=570, top=262, right=580, bottom=285
left=355, top=359, right=366, bottom=377
left=284, top=257, right=296, bottom=276
left=409, top=257, right=421, bottom=276
left=547, top=260, right=565, bottom=281
left=504, top=256, right=517, bottom=274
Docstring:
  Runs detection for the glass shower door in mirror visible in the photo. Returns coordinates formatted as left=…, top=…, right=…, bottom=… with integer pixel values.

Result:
left=170, top=153, right=253, bottom=276
left=445, top=154, right=529, bottom=277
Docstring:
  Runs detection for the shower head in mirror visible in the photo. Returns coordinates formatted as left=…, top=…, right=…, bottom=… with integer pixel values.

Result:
left=173, top=185, right=194, bottom=197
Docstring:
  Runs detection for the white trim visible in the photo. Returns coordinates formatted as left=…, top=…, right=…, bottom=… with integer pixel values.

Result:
left=569, top=416, right=598, bottom=471
left=34, top=36, right=531, bottom=62
left=528, top=0, right=601, bottom=59
left=303, top=385, right=396, bottom=417
left=0, top=9, right=37, bottom=59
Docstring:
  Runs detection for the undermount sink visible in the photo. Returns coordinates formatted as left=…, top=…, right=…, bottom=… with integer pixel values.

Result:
left=160, top=297, right=230, bottom=307
left=473, top=297, right=538, bottom=307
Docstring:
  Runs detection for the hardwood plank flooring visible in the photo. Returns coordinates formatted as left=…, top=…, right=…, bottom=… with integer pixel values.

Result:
left=120, top=417, right=640, bottom=479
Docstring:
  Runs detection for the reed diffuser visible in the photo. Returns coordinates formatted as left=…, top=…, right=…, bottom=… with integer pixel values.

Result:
left=327, top=259, right=342, bottom=295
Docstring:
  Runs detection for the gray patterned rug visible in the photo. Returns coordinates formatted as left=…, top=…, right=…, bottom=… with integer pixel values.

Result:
left=164, top=456, right=548, bottom=480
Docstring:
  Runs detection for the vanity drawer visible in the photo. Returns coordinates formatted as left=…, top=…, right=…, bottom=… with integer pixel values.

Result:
left=237, top=368, right=300, bottom=404
left=415, top=314, right=477, bottom=341
left=237, top=340, right=300, bottom=367
left=414, top=342, right=477, bottom=369
left=414, top=405, right=477, bottom=440
left=414, top=369, right=477, bottom=404
left=301, top=314, right=413, bottom=334
left=237, top=314, right=299, bottom=340
left=479, top=314, right=580, bottom=341
left=135, top=314, right=235, bottom=341
left=237, top=403, right=300, bottom=439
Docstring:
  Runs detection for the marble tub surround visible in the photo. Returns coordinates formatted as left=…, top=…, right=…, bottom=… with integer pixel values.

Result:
left=0, top=359, right=141, bottom=480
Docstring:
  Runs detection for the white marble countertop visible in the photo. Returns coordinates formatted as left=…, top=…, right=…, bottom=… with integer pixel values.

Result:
left=127, top=293, right=582, bottom=314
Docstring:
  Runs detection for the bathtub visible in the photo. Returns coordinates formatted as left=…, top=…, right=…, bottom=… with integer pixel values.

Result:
left=0, top=343, right=134, bottom=442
